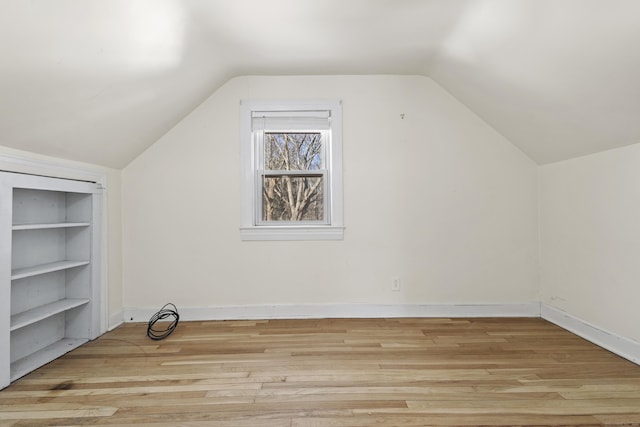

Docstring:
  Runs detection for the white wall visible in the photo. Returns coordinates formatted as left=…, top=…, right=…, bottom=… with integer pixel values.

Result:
left=540, top=143, right=640, bottom=342
left=122, top=75, right=539, bottom=314
left=0, top=145, right=123, bottom=327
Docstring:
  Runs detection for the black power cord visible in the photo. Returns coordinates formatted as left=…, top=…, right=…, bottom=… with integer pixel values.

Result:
left=147, top=303, right=180, bottom=340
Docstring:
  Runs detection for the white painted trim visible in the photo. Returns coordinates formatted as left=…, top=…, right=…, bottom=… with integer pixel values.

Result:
left=240, top=225, right=344, bottom=241
left=542, top=304, right=640, bottom=365
left=108, top=310, right=124, bottom=331
left=239, top=99, right=344, bottom=241
left=0, top=153, right=110, bottom=336
left=0, top=179, right=12, bottom=388
left=0, top=153, right=105, bottom=184
left=124, top=303, right=541, bottom=323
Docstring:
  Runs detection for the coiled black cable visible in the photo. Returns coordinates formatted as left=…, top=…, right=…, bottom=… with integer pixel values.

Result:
left=147, top=303, right=179, bottom=340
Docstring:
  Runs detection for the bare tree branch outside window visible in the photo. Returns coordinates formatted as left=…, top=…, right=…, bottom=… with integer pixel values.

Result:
left=262, top=133, right=324, bottom=221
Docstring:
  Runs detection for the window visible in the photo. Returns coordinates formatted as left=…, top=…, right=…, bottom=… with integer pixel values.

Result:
left=240, top=100, right=344, bottom=240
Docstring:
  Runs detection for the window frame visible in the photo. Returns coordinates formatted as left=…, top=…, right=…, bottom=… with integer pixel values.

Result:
left=240, top=100, right=344, bottom=241
left=257, top=130, right=329, bottom=226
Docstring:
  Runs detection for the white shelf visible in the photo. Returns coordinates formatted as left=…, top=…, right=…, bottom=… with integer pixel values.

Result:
left=10, top=298, right=90, bottom=331
left=11, top=260, right=90, bottom=280
left=1, top=172, right=101, bottom=390
left=12, top=222, right=90, bottom=230
left=10, top=338, right=87, bottom=382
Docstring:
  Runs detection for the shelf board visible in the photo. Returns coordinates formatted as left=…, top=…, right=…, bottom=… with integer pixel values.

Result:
left=12, top=222, right=90, bottom=230
left=10, top=298, right=90, bottom=331
left=10, top=338, right=88, bottom=382
left=11, top=260, right=90, bottom=280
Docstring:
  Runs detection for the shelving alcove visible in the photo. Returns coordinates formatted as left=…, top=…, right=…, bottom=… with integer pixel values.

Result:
left=0, top=171, right=102, bottom=389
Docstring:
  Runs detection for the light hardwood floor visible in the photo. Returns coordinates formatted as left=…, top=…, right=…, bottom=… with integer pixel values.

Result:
left=1, top=318, right=640, bottom=426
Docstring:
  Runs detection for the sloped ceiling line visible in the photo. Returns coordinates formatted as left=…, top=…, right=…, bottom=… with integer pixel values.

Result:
left=1, top=0, right=639, bottom=168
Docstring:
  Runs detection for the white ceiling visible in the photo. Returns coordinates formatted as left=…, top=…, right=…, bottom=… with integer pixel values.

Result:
left=1, top=0, right=639, bottom=168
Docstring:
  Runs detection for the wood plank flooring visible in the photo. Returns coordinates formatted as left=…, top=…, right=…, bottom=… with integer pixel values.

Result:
left=1, top=317, right=640, bottom=426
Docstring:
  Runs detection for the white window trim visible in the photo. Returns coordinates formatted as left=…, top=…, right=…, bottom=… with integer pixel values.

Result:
left=240, top=100, right=344, bottom=241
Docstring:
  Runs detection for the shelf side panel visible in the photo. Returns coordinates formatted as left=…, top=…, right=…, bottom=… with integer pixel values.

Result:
left=65, top=226, right=91, bottom=267
left=65, top=193, right=92, bottom=224
left=65, top=303, right=92, bottom=339
left=0, top=180, right=12, bottom=388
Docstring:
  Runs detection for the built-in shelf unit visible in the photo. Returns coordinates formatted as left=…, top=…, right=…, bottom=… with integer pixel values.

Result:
left=0, top=172, right=102, bottom=389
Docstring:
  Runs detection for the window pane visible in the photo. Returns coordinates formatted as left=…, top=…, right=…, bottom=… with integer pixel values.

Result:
left=262, top=175, right=324, bottom=221
left=264, top=133, right=322, bottom=171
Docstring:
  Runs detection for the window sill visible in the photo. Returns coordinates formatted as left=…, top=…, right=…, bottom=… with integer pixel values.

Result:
left=240, top=226, right=344, bottom=241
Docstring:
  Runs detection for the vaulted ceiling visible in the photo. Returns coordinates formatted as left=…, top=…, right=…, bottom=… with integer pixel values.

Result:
left=1, top=0, right=639, bottom=169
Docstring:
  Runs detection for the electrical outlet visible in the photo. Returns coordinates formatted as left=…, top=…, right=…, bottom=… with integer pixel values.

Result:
left=391, top=277, right=401, bottom=291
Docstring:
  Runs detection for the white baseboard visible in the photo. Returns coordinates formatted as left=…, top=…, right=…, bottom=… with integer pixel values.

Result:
left=121, top=302, right=639, bottom=366
left=123, top=302, right=541, bottom=323
left=541, top=304, right=640, bottom=365
left=108, top=310, right=124, bottom=331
